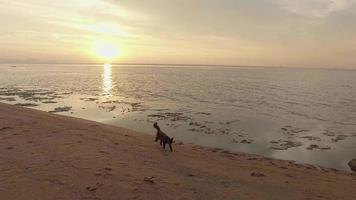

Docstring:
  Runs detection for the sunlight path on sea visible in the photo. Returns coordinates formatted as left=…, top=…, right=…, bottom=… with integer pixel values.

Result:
left=102, top=63, right=112, bottom=96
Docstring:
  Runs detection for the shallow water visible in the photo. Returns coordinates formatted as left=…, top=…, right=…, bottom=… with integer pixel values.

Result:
left=1, top=64, right=356, bottom=170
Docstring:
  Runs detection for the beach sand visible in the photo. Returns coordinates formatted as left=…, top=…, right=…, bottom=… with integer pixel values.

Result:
left=0, top=102, right=355, bottom=200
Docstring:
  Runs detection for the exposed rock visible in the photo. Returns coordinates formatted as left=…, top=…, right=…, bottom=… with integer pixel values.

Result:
left=281, top=126, right=308, bottom=136
left=99, top=105, right=116, bottom=112
left=247, top=157, right=258, bottom=161
left=348, top=159, right=356, bottom=172
left=240, top=139, right=253, bottom=144
left=319, top=146, right=331, bottom=150
left=80, top=97, right=98, bottom=102
left=306, top=144, right=318, bottom=150
left=211, top=148, right=223, bottom=152
left=232, top=139, right=239, bottom=143
left=187, top=121, right=215, bottom=134
left=232, top=138, right=253, bottom=144
left=331, top=135, right=348, bottom=143
left=148, top=112, right=191, bottom=122
left=225, top=119, right=240, bottom=125
left=0, top=88, right=61, bottom=102
left=15, top=103, right=38, bottom=107
left=188, top=128, right=201, bottom=133
left=0, top=97, right=16, bottom=101
left=270, top=139, right=302, bottom=150
left=189, top=121, right=202, bottom=126
left=42, top=100, right=57, bottom=104
left=322, top=130, right=336, bottom=137
left=49, top=106, right=72, bottom=113
left=196, top=112, right=211, bottom=116
left=219, top=128, right=231, bottom=135
left=148, top=114, right=165, bottom=118
left=306, top=144, right=331, bottom=150
left=300, top=136, right=321, bottom=141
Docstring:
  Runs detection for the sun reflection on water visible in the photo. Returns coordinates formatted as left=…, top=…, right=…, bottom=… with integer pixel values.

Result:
left=102, top=63, right=112, bottom=95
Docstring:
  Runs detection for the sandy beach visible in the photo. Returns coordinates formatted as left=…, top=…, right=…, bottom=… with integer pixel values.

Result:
left=0, top=102, right=355, bottom=200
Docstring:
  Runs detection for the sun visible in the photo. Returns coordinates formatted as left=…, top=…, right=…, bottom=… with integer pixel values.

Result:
left=93, top=41, right=120, bottom=61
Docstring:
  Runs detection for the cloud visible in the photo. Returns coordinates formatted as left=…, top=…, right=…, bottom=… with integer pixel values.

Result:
left=276, top=0, right=356, bottom=18
left=1, top=0, right=356, bottom=67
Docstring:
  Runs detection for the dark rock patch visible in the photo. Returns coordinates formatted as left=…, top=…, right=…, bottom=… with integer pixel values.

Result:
left=0, top=97, right=16, bottom=101
left=300, top=136, right=321, bottom=141
left=331, top=135, right=348, bottom=143
left=15, top=103, right=38, bottom=107
left=42, top=100, right=57, bottom=104
left=270, top=139, right=302, bottom=150
left=306, top=144, right=331, bottom=150
left=49, top=106, right=72, bottom=113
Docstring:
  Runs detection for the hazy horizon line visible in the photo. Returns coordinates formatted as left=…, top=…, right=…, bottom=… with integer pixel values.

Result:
left=1, top=62, right=355, bottom=70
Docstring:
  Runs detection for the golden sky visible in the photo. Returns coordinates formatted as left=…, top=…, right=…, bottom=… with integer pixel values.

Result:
left=0, top=0, right=356, bottom=68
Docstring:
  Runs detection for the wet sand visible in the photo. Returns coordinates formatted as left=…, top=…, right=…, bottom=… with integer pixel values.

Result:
left=0, top=102, right=355, bottom=200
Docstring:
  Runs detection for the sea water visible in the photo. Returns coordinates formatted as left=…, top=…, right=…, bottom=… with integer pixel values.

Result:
left=1, top=64, right=356, bottom=170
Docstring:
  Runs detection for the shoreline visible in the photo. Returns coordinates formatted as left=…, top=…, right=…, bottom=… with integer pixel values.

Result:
left=2, top=67, right=356, bottom=172
left=0, top=102, right=356, bottom=199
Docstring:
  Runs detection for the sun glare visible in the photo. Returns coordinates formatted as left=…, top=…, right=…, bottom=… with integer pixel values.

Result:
left=94, top=41, right=120, bottom=61
left=102, top=63, right=112, bottom=96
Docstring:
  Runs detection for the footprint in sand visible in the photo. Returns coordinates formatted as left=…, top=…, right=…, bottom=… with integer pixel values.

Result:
left=99, top=150, right=110, bottom=155
left=279, top=166, right=288, bottom=170
left=0, top=127, right=13, bottom=131
left=45, top=178, right=65, bottom=186
left=103, top=167, right=112, bottom=171
left=94, top=172, right=102, bottom=176
left=251, top=172, right=265, bottom=177
left=96, top=169, right=112, bottom=178
left=188, top=173, right=195, bottom=177
left=220, top=180, right=230, bottom=188
left=286, top=174, right=294, bottom=178
left=86, top=182, right=104, bottom=192
left=143, top=176, right=155, bottom=184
